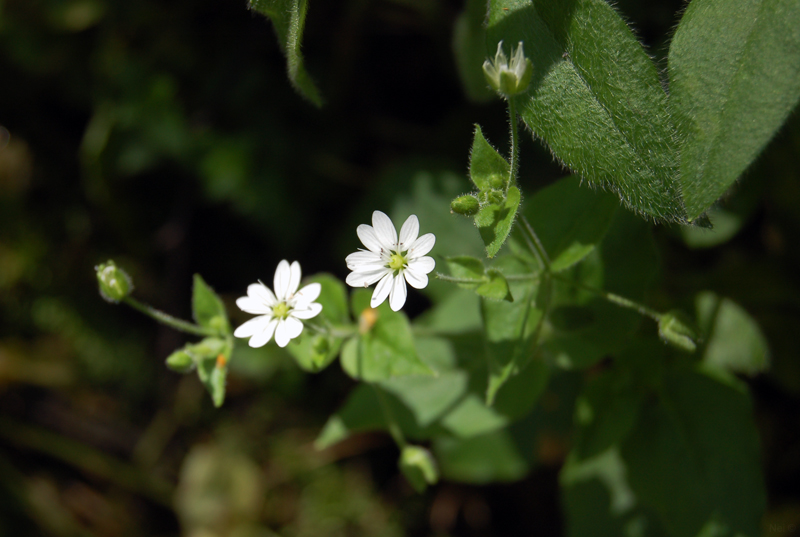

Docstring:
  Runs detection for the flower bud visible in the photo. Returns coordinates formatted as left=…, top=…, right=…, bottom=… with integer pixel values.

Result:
left=451, top=194, right=480, bottom=216
left=166, top=349, right=195, bottom=373
left=658, top=311, right=697, bottom=353
left=399, top=445, right=439, bottom=493
left=95, top=260, right=132, bottom=303
left=483, top=41, right=533, bottom=97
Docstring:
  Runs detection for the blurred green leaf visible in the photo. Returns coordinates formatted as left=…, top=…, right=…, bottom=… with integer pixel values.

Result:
left=434, top=429, right=531, bottom=484
left=487, top=0, right=684, bottom=222
left=445, top=256, right=485, bottom=286
left=249, top=0, right=323, bottom=106
left=669, top=0, right=800, bottom=220
left=680, top=207, right=745, bottom=249
left=192, top=274, right=229, bottom=334
left=621, top=365, right=766, bottom=537
left=523, top=175, right=619, bottom=273
left=452, top=0, right=495, bottom=103
left=476, top=186, right=521, bottom=258
left=696, top=292, right=769, bottom=375
left=477, top=269, right=513, bottom=302
left=340, top=290, right=433, bottom=381
left=399, top=445, right=439, bottom=493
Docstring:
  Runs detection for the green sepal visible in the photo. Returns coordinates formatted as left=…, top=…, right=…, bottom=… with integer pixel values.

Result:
left=399, top=445, right=439, bottom=493
left=192, top=274, right=230, bottom=335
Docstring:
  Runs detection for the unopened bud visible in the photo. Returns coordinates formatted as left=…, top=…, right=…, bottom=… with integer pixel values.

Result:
left=658, top=311, right=697, bottom=353
left=399, top=445, right=439, bottom=493
left=166, top=349, right=195, bottom=373
left=95, top=260, right=132, bottom=303
left=451, top=194, right=480, bottom=216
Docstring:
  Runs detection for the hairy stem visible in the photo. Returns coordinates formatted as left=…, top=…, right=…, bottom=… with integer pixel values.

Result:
left=123, top=296, right=217, bottom=337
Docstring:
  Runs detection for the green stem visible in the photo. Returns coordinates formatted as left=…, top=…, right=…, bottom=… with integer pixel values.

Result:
left=123, top=296, right=217, bottom=337
left=508, top=98, right=520, bottom=189
left=551, top=273, right=662, bottom=322
left=521, top=216, right=551, bottom=271
left=373, top=385, right=407, bottom=449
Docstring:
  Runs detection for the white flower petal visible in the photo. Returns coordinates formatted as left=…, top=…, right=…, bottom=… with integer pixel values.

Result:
left=288, top=261, right=302, bottom=297
left=284, top=316, right=304, bottom=340
left=346, top=250, right=383, bottom=270
left=408, top=255, right=435, bottom=275
left=274, top=319, right=292, bottom=347
left=236, top=296, right=272, bottom=315
left=233, top=315, right=272, bottom=338
left=247, top=283, right=277, bottom=306
left=409, top=233, right=435, bottom=258
left=247, top=318, right=278, bottom=348
left=292, top=302, right=322, bottom=319
left=398, top=214, right=419, bottom=249
left=357, top=224, right=384, bottom=254
left=372, top=210, right=398, bottom=248
left=389, top=273, right=407, bottom=311
left=273, top=260, right=292, bottom=300
left=346, top=267, right=389, bottom=288
left=293, top=282, right=321, bottom=306
left=371, top=272, right=394, bottom=308
left=403, top=267, right=429, bottom=289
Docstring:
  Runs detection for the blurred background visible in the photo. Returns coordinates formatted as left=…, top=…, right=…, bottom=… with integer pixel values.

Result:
left=1, top=0, right=799, bottom=535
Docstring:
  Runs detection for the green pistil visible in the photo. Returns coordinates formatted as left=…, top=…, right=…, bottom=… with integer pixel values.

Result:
left=388, top=253, right=407, bottom=272
left=272, top=301, right=291, bottom=319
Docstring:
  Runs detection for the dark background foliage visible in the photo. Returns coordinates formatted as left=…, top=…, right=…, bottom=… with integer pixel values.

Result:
left=1, top=0, right=799, bottom=535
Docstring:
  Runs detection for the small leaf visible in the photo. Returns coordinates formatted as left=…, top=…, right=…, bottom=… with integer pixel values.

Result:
left=249, top=0, right=323, bottom=107
left=192, top=274, right=229, bottom=334
left=340, top=290, right=433, bottom=381
left=468, top=125, right=510, bottom=191
left=445, top=255, right=485, bottom=286
left=669, top=0, right=800, bottom=220
left=195, top=351, right=230, bottom=408
left=476, top=269, right=513, bottom=302
left=433, top=429, right=531, bottom=484
left=696, top=292, right=769, bottom=375
left=475, top=185, right=521, bottom=258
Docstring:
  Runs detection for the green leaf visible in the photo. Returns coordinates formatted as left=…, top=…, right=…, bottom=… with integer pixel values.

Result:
left=433, top=429, right=531, bottom=484
left=696, top=292, right=769, bottom=375
left=481, top=256, right=543, bottom=403
left=315, top=384, right=386, bottom=450
left=340, top=290, right=433, bottom=381
left=444, top=256, right=485, bottom=287
left=469, top=125, right=510, bottom=191
left=523, top=175, right=619, bottom=273
left=192, top=274, right=229, bottom=334
left=195, top=351, right=229, bottom=408
left=452, top=0, right=495, bottom=103
left=572, top=369, right=642, bottom=460
left=249, top=0, right=323, bottom=107
left=487, top=1, right=684, bottom=222
left=476, top=269, right=513, bottom=302
left=621, top=366, right=766, bottom=537
left=379, top=370, right=469, bottom=429
left=476, top=185, right=521, bottom=258
left=669, top=0, right=800, bottom=220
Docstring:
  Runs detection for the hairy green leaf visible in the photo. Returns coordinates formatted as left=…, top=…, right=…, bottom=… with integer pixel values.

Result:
left=669, top=0, right=800, bottom=220
left=469, top=125, right=510, bottom=191
left=249, top=0, right=323, bottom=107
left=476, top=186, right=521, bottom=258
left=192, top=274, right=229, bottom=334
left=487, top=0, right=684, bottom=222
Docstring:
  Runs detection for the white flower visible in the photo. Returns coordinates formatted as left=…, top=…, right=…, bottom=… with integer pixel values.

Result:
left=233, top=260, right=322, bottom=348
left=345, top=210, right=436, bottom=312
left=482, top=40, right=532, bottom=96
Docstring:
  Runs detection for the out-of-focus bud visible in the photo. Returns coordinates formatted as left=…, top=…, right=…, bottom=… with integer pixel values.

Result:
left=166, top=349, right=195, bottom=373
left=399, top=445, right=439, bottom=493
left=95, top=260, right=132, bottom=303
left=658, top=311, right=697, bottom=353
left=483, top=41, right=533, bottom=97
left=451, top=194, right=480, bottom=216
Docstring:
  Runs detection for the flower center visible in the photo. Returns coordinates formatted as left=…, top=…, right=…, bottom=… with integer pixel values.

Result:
left=388, top=252, right=407, bottom=272
left=272, top=301, right=291, bottom=319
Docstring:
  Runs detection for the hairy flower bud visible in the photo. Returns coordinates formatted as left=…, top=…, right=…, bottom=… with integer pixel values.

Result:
left=658, top=311, right=697, bottom=352
left=399, top=445, right=439, bottom=492
left=165, top=349, right=195, bottom=373
left=451, top=194, right=480, bottom=216
left=95, top=260, right=132, bottom=303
